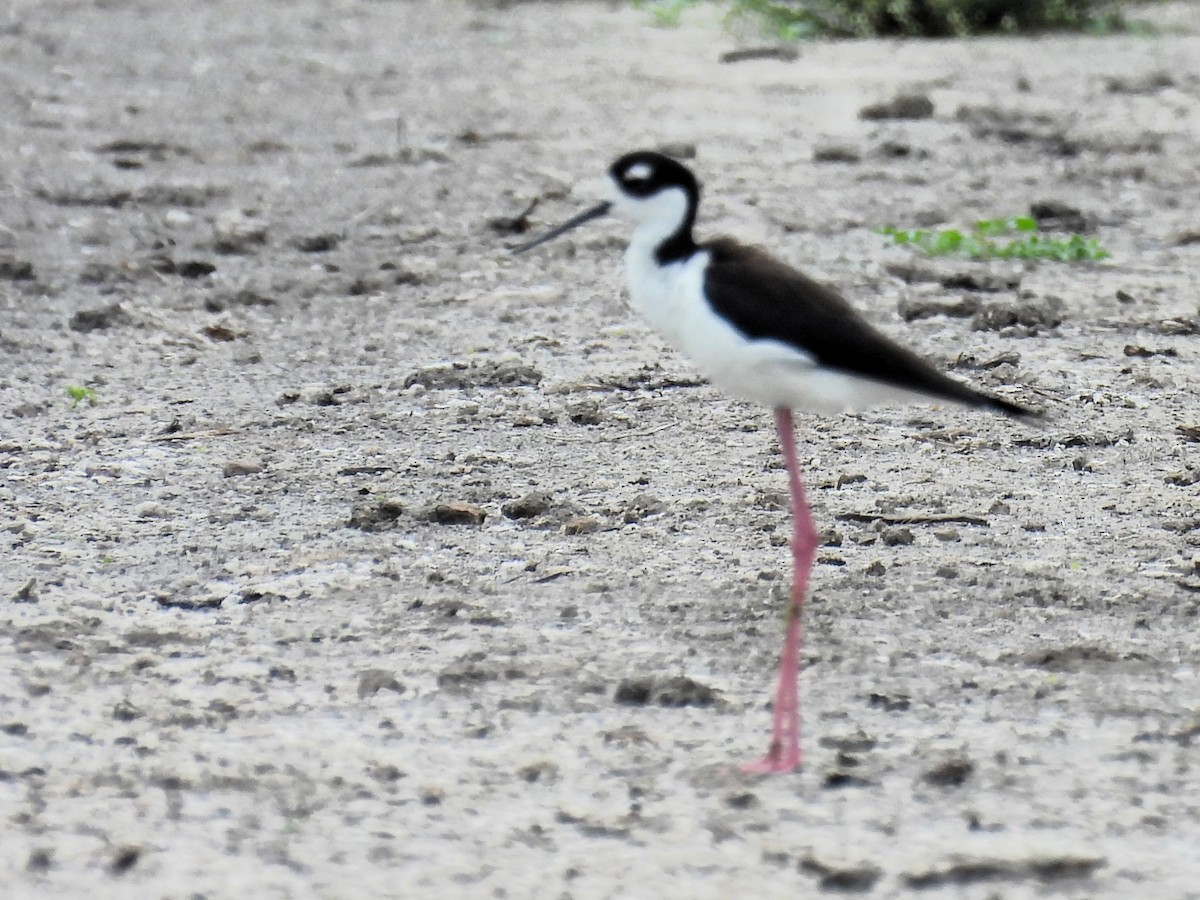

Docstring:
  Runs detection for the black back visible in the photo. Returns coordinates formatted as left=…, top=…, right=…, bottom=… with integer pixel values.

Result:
left=702, top=238, right=1034, bottom=417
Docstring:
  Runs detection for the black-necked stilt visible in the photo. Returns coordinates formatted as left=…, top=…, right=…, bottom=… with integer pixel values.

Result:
left=513, top=151, right=1037, bottom=774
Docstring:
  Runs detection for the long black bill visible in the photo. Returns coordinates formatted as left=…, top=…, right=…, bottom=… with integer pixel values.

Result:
left=511, top=201, right=612, bottom=255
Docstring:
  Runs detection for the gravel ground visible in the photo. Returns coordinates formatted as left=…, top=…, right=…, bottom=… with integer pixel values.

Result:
left=3, top=1, right=1200, bottom=897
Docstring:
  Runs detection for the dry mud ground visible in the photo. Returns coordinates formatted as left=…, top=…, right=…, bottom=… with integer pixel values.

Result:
left=3, top=0, right=1200, bottom=897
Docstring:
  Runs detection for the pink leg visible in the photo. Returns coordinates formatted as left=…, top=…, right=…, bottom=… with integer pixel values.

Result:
left=742, top=408, right=818, bottom=774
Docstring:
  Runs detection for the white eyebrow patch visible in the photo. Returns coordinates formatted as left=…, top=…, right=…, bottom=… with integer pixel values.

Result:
left=625, top=162, right=653, bottom=181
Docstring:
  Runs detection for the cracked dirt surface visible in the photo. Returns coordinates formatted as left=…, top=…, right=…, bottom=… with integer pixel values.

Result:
left=2, top=0, right=1200, bottom=896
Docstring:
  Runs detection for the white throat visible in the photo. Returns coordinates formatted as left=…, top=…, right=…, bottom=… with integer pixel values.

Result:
left=610, top=183, right=692, bottom=258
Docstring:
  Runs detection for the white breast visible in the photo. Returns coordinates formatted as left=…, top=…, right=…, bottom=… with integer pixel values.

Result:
left=622, top=236, right=918, bottom=415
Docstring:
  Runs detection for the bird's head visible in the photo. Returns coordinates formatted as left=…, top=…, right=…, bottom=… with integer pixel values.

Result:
left=512, top=150, right=699, bottom=257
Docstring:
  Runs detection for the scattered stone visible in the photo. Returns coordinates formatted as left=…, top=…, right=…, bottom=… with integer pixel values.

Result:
left=292, top=233, right=340, bottom=253
left=623, top=494, right=665, bottom=523
left=112, top=700, right=141, bottom=722
left=134, top=501, right=171, bottom=519
left=403, top=360, right=543, bottom=390
left=903, top=852, right=1104, bottom=888
left=725, top=792, right=758, bottom=809
left=881, top=526, right=915, bottom=546
left=1124, top=344, right=1176, bottom=359
left=1018, top=645, right=1127, bottom=672
left=955, top=105, right=1076, bottom=156
left=13, top=578, right=38, bottom=603
left=566, top=398, right=603, bottom=425
left=95, top=138, right=191, bottom=160
left=812, top=143, right=862, bottom=164
left=1030, top=200, right=1090, bottom=233
left=972, top=296, right=1064, bottom=334
left=923, top=756, right=974, bottom=787
left=429, top=502, right=487, bottom=525
left=438, top=656, right=525, bottom=691
left=820, top=734, right=878, bottom=753
left=177, top=260, right=216, bottom=278
left=720, top=46, right=799, bottom=64
left=153, top=593, right=223, bottom=611
left=518, top=760, right=560, bottom=783
left=502, top=492, right=553, bottom=519
left=799, top=855, right=882, bottom=893
left=109, top=846, right=141, bottom=876
left=821, top=528, right=843, bottom=546
left=0, top=257, right=35, bottom=281
left=1155, top=317, right=1200, bottom=336
left=137, top=183, right=228, bottom=207
left=1104, top=71, right=1173, bottom=94
left=864, top=561, right=886, bottom=577
left=205, top=289, right=275, bottom=312
left=933, top=528, right=960, bottom=542
left=489, top=198, right=539, bottom=235
left=202, top=324, right=237, bottom=342
left=823, top=770, right=873, bottom=789
left=860, top=92, right=934, bottom=120
left=1176, top=425, right=1200, bottom=443
left=370, top=764, right=405, bottom=783
left=897, top=295, right=982, bottom=322
left=348, top=500, right=404, bottom=531
left=871, top=139, right=924, bottom=159
left=36, top=184, right=133, bottom=208
left=69, top=303, right=129, bottom=333
left=357, top=669, right=406, bottom=699
left=563, top=515, right=600, bottom=535
left=213, top=209, right=268, bottom=253
left=1172, top=230, right=1200, bottom=247
left=886, top=260, right=1020, bottom=294
left=615, top=675, right=717, bottom=708
left=869, top=693, right=911, bottom=712
left=25, top=848, right=52, bottom=873
left=940, top=270, right=1022, bottom=293
left=223, top=459, right=264, bottom=477
left=952, top=351, right=1020, bottom=370
left=1165, top=466, right=1200, bottom=487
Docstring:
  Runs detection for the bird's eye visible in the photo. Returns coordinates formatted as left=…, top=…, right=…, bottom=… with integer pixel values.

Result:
left=623, top=162, right=653, bottom=183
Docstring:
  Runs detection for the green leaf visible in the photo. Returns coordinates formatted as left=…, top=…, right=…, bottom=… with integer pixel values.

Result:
left=66, top=385, right=97, bottom=409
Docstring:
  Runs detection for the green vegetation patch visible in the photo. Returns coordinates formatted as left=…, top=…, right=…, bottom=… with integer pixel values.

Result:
left=633, top=0, right=1128, bottom=37
left=66, top=385, right=98, bottom=408
left=880, top=217, right=1111, bottom=262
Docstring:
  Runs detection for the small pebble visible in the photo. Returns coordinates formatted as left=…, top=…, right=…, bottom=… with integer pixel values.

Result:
left=134, top=501, right=171, bottom=519
left=563, top=516, right=600, bottom=535
left=881, top=527, right=915, bottom=546
left=430, top=502, right=487, bottom=525
left=222, top=459, right=264, bottom=477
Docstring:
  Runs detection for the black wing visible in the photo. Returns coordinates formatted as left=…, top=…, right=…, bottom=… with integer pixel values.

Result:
left=702, top=238, right=1034, bottom=418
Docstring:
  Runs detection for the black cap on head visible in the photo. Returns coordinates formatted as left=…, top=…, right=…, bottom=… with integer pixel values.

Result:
left=609, top=151, right=699, bottom=204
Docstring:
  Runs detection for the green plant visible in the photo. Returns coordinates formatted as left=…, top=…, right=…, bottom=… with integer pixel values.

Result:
left=880, top=217, right=1110, bottom=262
left=631, top=0, right=707, bottom=27
left=634, top=0, right=1129, bottom=37
left=66, top=385, right=97, bottom=408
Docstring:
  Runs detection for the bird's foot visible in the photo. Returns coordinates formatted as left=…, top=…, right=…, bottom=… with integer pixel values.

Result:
left=739, top=742, right=801, bottom=775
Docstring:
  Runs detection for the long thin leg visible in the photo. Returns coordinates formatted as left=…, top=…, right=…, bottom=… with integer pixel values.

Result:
left=742, top=407, right=818, bottom=774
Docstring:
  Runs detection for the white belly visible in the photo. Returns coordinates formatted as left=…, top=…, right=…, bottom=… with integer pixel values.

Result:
left=623, top=244, right=917, bottom=415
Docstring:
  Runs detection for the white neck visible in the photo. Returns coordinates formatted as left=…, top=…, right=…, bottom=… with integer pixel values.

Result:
left=612, top=184, right=693, bottom=261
